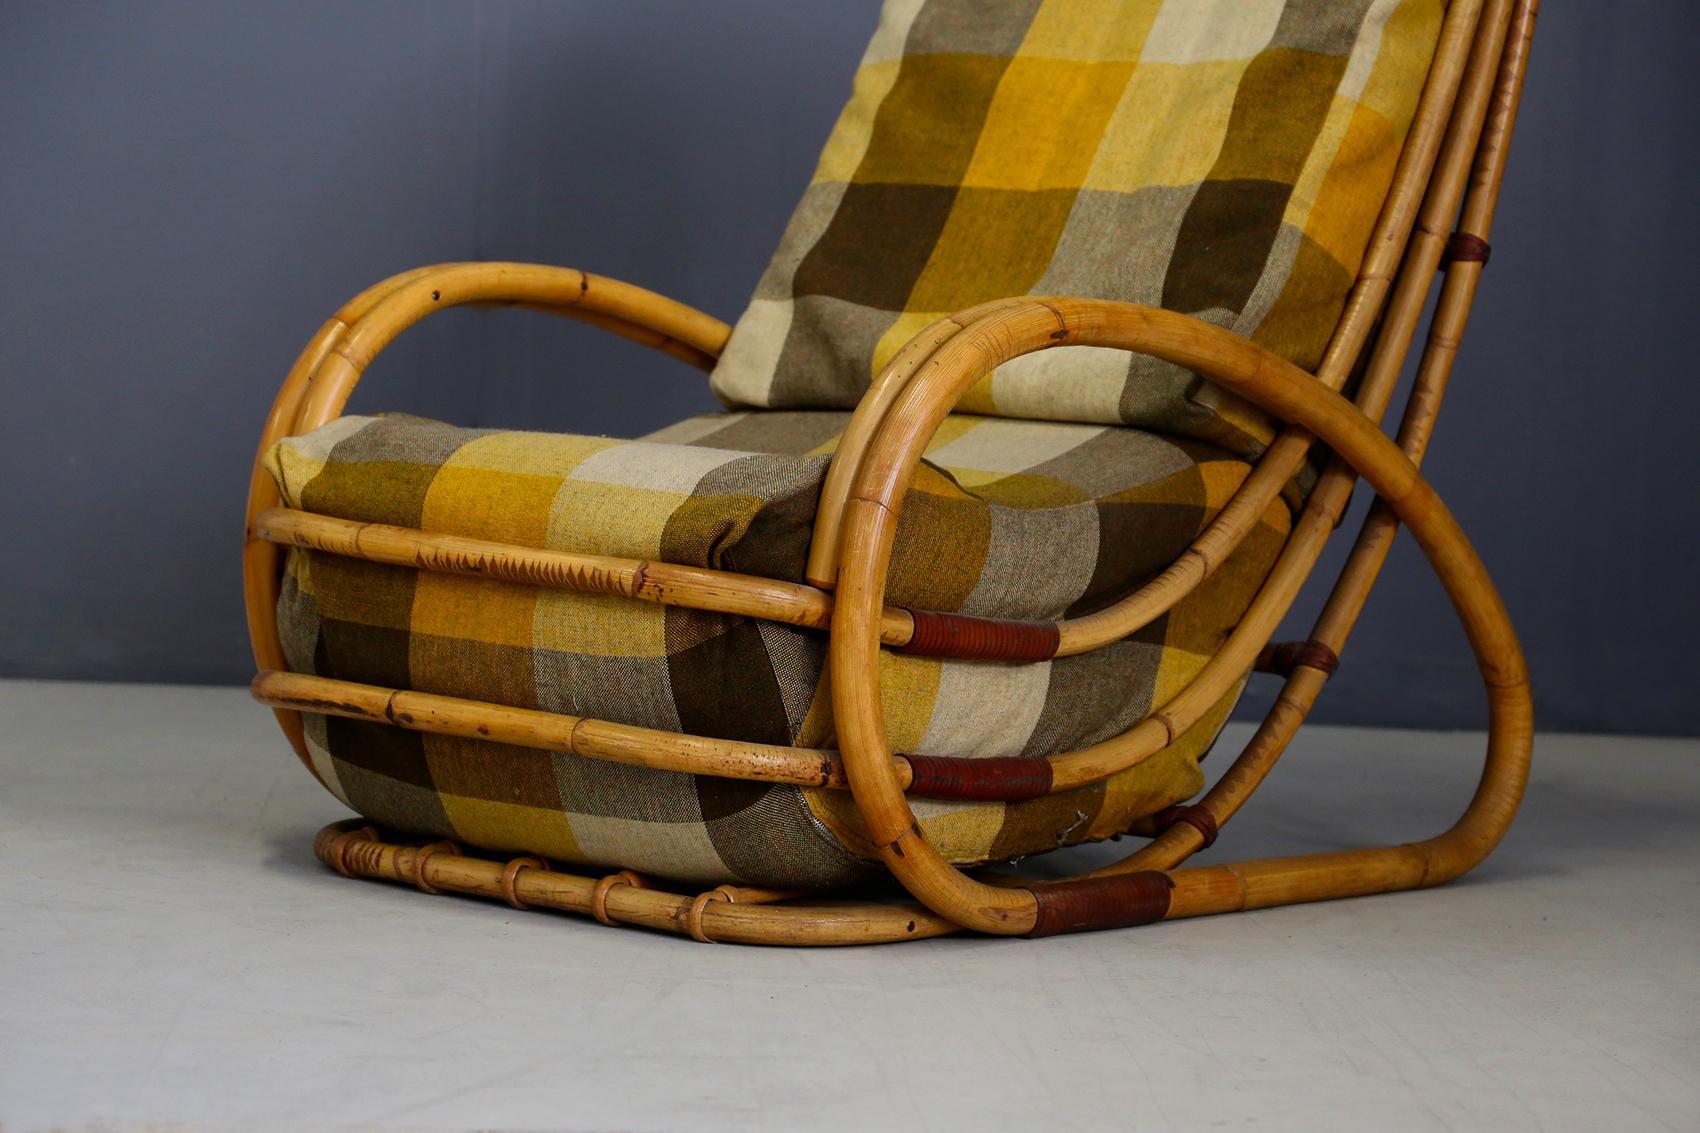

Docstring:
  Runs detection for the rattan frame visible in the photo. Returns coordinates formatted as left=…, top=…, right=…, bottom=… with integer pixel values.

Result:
left=245, top=0, right=1537, bottom=943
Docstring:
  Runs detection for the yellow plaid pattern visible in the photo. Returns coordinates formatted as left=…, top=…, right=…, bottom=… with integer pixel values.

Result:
left=712, top=0, right=1443, bottom=461
left=269, top=411, right=1289, bottom=886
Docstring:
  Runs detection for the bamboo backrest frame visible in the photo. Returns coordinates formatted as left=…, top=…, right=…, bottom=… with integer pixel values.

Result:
left=244, top=0, right=1537, bottom=943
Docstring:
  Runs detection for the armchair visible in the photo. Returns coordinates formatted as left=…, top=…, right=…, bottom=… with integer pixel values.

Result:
left=245, top=0, right=1537, bottom=942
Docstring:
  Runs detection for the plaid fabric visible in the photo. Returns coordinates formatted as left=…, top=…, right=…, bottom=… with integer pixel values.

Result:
left=267, top=412, right=1289, bottom=887
left=711, top=0, right=1444, bottom=460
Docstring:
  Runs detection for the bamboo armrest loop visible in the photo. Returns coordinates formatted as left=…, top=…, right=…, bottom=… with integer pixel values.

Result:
left=591, top=870, right=647, bottom=926
left=411, top=841, right=461, bottom=895
left=499, top=855, right=551, bottom=910
left=1024, top=872, right=1174, bottom=937
left=1153, top=804, right=1219, bottom=849
left=1254, top=639, right=1341, bottom=678
left=1443, top=232, right=1492, bottom=267
left=831, top=285, right=1532, bottom=931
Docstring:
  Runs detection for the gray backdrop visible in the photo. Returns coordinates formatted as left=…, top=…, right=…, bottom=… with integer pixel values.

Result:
left=2, top=2, right=1695, bottom=736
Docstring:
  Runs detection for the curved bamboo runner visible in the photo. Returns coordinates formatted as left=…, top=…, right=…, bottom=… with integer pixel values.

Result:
left=251, top=0, right=1539, bottom=943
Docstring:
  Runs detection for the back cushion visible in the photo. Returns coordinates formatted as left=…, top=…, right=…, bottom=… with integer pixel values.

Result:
left=712, top=0, right=1444, bottom=461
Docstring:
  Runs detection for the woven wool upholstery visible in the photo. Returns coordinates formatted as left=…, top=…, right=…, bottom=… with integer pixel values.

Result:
left=267, top=412, right=1290, bottom=887
left=712, top=0, right=1444, bottom=460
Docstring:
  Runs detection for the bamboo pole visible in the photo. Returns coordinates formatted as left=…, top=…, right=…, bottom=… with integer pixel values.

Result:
left=253, top=667, right=1138, bottom=801
left=253, top=669, right=869, bottom=789
left=253, top=507, right=916, bottom=645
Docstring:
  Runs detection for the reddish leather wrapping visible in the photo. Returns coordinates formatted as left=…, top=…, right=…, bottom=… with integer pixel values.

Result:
left=1154, top=803, right=1219, bottom=849
left=1443, top=231, right=1492, bottom=267
left=1254, top=639, right=1341, bottom=677
left=903, top=754, right=1055, bottom=801
left=1024, top=871, right=1174, bottom=937
left=898, top=608, right=1060, bottom=662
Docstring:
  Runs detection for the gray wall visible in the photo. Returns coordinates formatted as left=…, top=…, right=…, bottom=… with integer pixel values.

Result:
left=2, top=2, right=1695, bottom=736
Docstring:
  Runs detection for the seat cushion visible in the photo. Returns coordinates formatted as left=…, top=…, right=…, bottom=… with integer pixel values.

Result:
left=711, top=0, right=1444, bottom=461
left=267, top=410, right=1290, bottom=888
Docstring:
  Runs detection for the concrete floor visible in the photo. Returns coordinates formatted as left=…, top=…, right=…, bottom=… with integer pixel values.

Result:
left=0, top=679, right=1695, bottom=1132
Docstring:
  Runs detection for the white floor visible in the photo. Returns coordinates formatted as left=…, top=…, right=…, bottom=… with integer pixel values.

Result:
left=0, top=679, right=1695, bottom=1133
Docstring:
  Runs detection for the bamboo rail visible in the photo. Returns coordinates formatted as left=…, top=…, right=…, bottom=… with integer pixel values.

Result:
left=252, top=0, right=1538, bottom=942
left=251, top=507, right=918, bottom=645
left=254, top=670, right=857, bottom=788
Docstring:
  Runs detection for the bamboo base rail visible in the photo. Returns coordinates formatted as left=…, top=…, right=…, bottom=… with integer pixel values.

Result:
left=249, top=0, right=1538, bottom=942
left=311, top=820, right=960, bottom=945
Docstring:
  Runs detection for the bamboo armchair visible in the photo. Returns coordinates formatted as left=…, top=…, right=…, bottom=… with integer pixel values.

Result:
left=245, top=0, right=1536, bottom=943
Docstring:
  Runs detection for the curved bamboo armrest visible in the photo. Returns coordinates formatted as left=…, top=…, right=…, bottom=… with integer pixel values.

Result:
left=245, top=262, right=731, bottom=775
left=288, top=262, right=731, bottom=432
left=827, top=297, right=1531, bottom=935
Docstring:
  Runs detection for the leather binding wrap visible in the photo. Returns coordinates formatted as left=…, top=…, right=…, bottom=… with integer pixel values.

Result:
left=903, top=754, right=1055, bottom=801
left=1024, top=871, right=1175, bottom=937
left=1255, top=639, right=1341, bottom=678
left=1443, top=231, right=1492, bottom=268
left=898, top=608, right=1061, bottom=661
left=1154, top=803, right=1219, bottom=849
